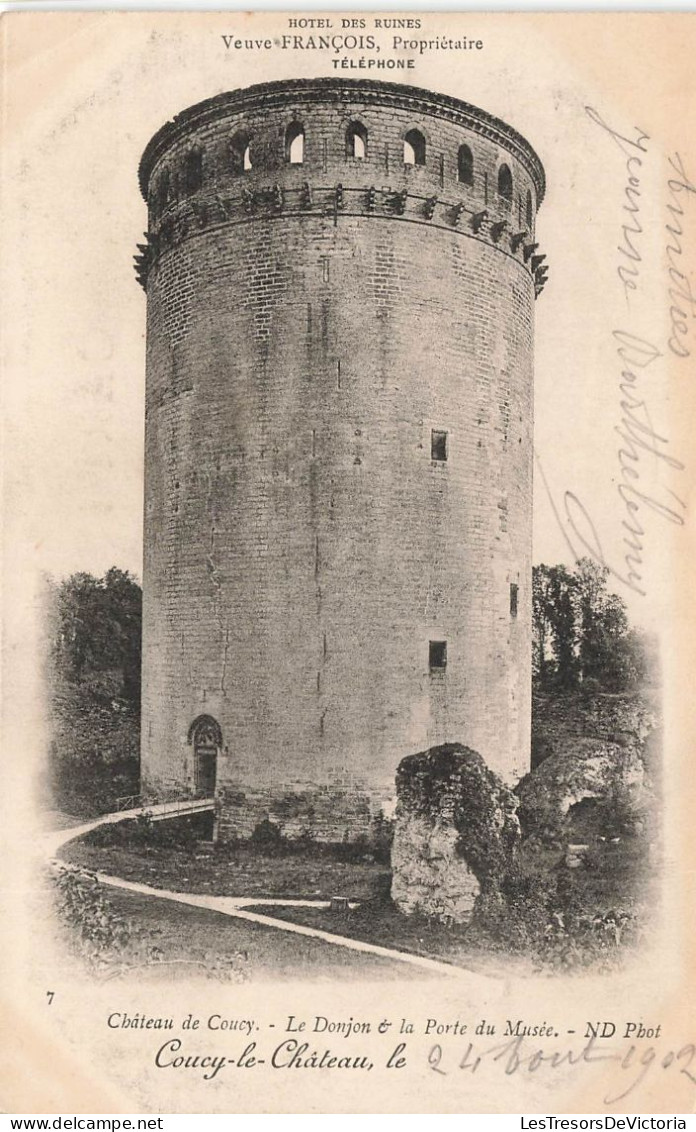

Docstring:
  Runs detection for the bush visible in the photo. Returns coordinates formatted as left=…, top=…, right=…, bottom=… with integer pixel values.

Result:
left=249, top=818, right=284, bottom=852
left=51, top=863, right=135, bottom=968
left=469, top=863, right=643, bottom=972
left=84, top=812, right=211, bottom=850
left=44, top=569, right=142, bottom=818
left=370, top=812, right=395, bottom=865
left=238, top=819, right=391, bottom=864
left=50, top=862, right=250, bottom=981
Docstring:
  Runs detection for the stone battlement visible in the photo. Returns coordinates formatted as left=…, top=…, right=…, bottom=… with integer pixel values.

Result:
left=138, top=78, right=545, bottom=203
left=135, top=79, right=548, bottom=297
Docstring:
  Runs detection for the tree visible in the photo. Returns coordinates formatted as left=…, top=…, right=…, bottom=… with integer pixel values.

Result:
left=46, top=568, right=142, bottom=816
left=532, top=565, right=554, bottom=684
left=532, top=558, right=647, bottom=693
left=52, top=568, right=141, bottom=703
left=532, top=564, right=579, bottom=689
left=574, top=559, right=632, bottom=689
left=101, top=567, right=142, bottom=703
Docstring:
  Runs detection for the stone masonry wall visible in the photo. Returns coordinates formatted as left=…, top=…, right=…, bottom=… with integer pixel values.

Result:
left=531, top=690, right=659, bottom=769
left=138, top=80, right=544, bottom=840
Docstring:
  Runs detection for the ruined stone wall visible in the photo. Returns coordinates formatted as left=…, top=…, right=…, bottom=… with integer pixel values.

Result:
left=531, top=690, right=659, bottom=768
left=138, top=79, right=545, bottom=840
left=522, top=689, right=660, bottom=845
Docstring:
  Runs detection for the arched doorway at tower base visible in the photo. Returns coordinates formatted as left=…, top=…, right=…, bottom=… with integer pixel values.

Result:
left=188, top=715, right=222, bottom=797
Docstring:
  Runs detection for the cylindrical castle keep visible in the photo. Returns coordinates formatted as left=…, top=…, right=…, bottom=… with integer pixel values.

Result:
left=137, top=78, right=546, bottom=841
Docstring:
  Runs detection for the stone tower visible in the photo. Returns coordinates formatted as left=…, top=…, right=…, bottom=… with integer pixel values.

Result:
left=136, top=78, right=546, bottom=841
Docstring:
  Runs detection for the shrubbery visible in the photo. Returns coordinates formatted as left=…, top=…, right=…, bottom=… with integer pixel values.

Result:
left=469, top=864, right=644, bottom=972
left=51, top=863, right=136, bottom=970
left=84, top=812, right=210, bottom=850
left=45, top=569, right=142, bottom=817
left=51, top=860, right=249, bottom=981
left=84, top=808, right=394, bottom=867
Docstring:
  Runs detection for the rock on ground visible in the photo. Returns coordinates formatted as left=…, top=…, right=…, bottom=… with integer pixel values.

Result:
left=390, top=743, right=519, bottom=925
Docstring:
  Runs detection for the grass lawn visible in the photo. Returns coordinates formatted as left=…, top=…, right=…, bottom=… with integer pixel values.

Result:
left=57, top=826, right=510, bottom=977
left=57, top=817, right=657, bottom=976
left=246, top=837, right=660, bottom=978
left=514, top=834, right=657, bottom=913
left=60, top=831, right=390, bottom=903
left=242, top=895, right=531, bottom=978
left=62, top=881, right=436, bottom=982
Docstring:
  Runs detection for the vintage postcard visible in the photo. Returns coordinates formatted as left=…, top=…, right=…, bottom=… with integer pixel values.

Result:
left=1, top=9, right=695, bottom=1115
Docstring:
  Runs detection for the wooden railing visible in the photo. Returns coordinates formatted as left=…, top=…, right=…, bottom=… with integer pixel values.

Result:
left=113, top=789, right=215, bottom=816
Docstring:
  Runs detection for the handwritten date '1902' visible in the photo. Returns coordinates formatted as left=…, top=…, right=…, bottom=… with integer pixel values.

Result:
left=427, top=1034, right=696, bottom=1106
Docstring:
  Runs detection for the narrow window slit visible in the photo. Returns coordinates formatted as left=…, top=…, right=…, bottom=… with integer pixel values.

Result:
left=429, top=640, right=447, bottom=670
left=431, top=430, right=448, bottom=461
left=510, top=583, right=519, bottom=618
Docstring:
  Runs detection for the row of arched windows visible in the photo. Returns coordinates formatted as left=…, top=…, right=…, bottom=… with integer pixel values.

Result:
left=154, top=120, right=534, bottom=224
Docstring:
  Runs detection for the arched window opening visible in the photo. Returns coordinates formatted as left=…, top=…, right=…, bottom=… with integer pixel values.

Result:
left=188, top=714, right=222, bottom=796
left=498, top=163, right=513, bottom=207
left=526, top=189, right=534, bottom=229
left=230, top=131, right=252, bottom=174
left=457, top=144, right=474, bottom=186
left=184, top=147, right=203, bottom=195
left=404, top=128, right=426, bottom=166
left=285, top=122, right=305, bottom=165
left=346, top=121, right=368, bottom=159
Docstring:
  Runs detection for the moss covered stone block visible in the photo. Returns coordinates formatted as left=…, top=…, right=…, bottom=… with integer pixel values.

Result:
left=391, top=743, right=520, bottom=925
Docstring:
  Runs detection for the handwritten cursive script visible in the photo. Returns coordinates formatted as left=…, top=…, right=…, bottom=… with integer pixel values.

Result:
left=550, top=112, right=688, bottom=598
left=585, top=107, right=649, bottom=305
left=665, top=152, right=696, bottom=357
left=428, top=1033, right=696, bottom=1106
left=564, top=329, right=685, bottom=597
